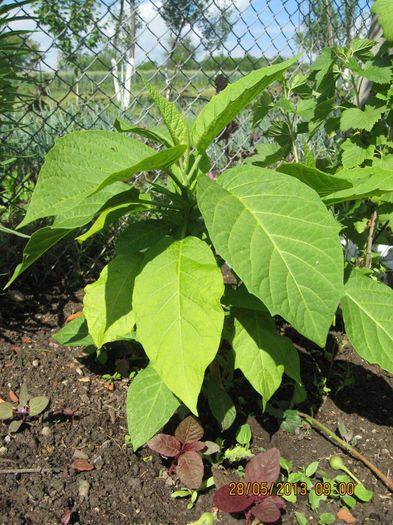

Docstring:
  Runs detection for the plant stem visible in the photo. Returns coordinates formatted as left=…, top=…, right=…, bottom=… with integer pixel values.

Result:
left=137, top=198, right=179, bottom=211
left=298, top=411, right=393, bottom=492
left=372, top=220, right=388, bottom=245
left=286, top=114, right=298, bottom=163
left=365, top=208, right=378, bottom=269
left=188, top=153, right=203, bottom=187
left=0, top=467, right=58, bottom=474
left=165, top=168, right=186, bottom=193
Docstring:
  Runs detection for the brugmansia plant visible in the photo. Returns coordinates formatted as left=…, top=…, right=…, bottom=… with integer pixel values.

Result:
left=5, top=4, right=393, bottom=449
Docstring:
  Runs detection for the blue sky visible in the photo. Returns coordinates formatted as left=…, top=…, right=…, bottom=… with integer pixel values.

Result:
left=6, top=0, right=372, bottom=71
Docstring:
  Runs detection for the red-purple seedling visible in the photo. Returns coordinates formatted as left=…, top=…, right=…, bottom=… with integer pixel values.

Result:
left=147, top=415, right=219, bottom=489
left=213, top=448, right=285, bottom=525
left=0, top=384, right=49, bottom=433
left=63, top=406, right=80, bottom=423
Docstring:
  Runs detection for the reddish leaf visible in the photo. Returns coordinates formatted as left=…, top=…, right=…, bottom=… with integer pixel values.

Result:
left=70, top=459, right=94, bottom=471
left=9, top=389, right=18, bottom=403
left=244, top=448, right=280, bottom=486
left=175, top=415, right=203, bottom=444
left=60, top=510, right=72, bottom=525
left=213, top=483, right=252, bottom=513
left=175, top=450, right=204, bottom=489
left=251, top=497, right=282, bottom=523
left=184, top=440, right=206, bottom=452
left=268, top=495, right=286, bottom=509
left=147, top=434, right=181, bottom=457
left=21, top=337, right=32, bottom=344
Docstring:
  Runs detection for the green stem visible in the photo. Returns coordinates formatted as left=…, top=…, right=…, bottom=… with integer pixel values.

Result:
left=188, top=153, right=203, bottom=187
left=137, top=198, right=179, bottom=210
left=298, top=412, right=393, bottom=492
left=349, top=70, right=361, bottom=107
left=165, top=168, right=186, bottom=193
left=286, top=114, right=299, bottom=163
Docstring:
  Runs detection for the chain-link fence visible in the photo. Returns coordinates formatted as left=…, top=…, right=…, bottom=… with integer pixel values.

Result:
left=0, top=0, right=373, bottom=290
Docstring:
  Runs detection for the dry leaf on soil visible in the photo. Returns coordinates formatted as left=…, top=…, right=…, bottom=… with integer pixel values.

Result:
left=70, top=459, right=94, bottom=471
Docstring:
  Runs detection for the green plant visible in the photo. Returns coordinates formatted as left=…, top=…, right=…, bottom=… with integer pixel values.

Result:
left=5, top=8, right=393, bottom=454
left=171, top=477, right=214, bottom=509
left=330, top=456, right=373, bottom=501
left=0, top=383, right=49, bottom=432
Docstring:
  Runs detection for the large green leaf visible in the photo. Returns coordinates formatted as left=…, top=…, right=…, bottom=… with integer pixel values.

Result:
left=17, top=131, right=165, bottom=228
left=192, top=55, right=299, bottom=152
left=114, top=117, right=173, bottom=148
left=76, top=194, right=150, bottom=244
left=6, top=227, right=71, bottom=288
left=197, top=167, right=344, bottom=346
left=323, top=167, right=393, bottom=205
left=232, top=308, right=301, bottom=411
left=205, top=374, right=236, bottom=431
left=221, top=284, right=268, bottom=312
left=276, top=163, right=352, bottom=197
left=371, top=0, right=393, bottom=40
left=94, top=144, right=186, bottom=194
left=53, top=314, right=94, bottom=347
left=84, top=252, right=143, bottom=349
left=115, top=219, right=172, bottom=255
left=340, top=106, right=385, bottom=132
left=133, top=236, right=225, bottom=413
left=52, top=182, right=131, bottom=229
left=341, top=270, right=393, bottom=374
left=141, top=74, right=189, bottom=148
left=126, top=365, right=180, bottom=451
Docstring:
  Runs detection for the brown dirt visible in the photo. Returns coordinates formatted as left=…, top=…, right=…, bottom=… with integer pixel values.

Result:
left=0, top=286, right=392, bottom=525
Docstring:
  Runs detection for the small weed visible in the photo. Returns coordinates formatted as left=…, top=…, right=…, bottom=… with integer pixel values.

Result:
left=0, top=384, right=49, bottom=433
left=148, top=416, right=218, bottom=489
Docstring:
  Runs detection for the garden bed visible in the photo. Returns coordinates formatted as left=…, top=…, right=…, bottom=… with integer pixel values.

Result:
left=1, top=286, right=392, bottom=524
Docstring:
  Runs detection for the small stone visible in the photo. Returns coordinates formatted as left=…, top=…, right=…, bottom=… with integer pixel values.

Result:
left=32, top=359, right=40, bottom=367
left=92, top=455, right=103, bottom=469
left=4, top=435, right=11, bottom=444
left=78, top=479, right=90, bottom=501
left=73, top=449, right=89, bottom=460
left=41, top=426, right=51, bottom=437
left=0, top=446, right=7, bottom=456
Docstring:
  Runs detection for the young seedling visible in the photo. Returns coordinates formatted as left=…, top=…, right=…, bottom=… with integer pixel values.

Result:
left=330, top=456, right=373, bottom=502
left=171, top=476, right=214, bottom=509
left=147, top=415, right=219, bottom=489
left=213, top=448, right=285, bottom=525
left=0, top=384, right=49, bottom=433
left=223, top=423, right=254, bottom=463
left=63, top=406, right=79, bottom=423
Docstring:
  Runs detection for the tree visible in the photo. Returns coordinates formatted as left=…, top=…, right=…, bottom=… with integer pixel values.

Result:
left=159, top=0, right=206, bottom=99
left=158, top=0, right=234, bottom=99
left=34, top=0, right=102, bottom=103
left=199, top=1, right=233, bottom=55
left=164, top=36, right=197, bottom=69
left=109, top=0, right=142, bottom=108
left=295, top=0, right=361, bottom=55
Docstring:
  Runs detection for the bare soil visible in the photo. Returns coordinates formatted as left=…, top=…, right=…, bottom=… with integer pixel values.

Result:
left=0, top=286, right=392, bottom=525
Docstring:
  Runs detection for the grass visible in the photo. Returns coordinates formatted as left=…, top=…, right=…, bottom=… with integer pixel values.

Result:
left=45, top=68, right=244, bottom=103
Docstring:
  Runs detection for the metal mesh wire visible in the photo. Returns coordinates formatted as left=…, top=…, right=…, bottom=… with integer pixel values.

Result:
left=0, top=0, right=373, bottom=290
